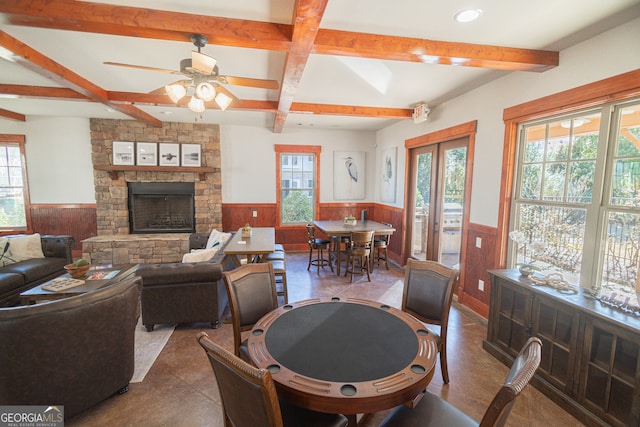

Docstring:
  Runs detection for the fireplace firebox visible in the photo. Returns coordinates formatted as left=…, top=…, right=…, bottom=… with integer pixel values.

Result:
left=128, top=182, right=195, bottom=234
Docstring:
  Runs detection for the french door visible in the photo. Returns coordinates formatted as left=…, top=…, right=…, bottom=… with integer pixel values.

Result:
left=406, top=138, right=468, bottom=269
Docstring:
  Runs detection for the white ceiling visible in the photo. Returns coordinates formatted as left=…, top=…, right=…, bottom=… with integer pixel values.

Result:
left=0, top=0, right=639, bottom=131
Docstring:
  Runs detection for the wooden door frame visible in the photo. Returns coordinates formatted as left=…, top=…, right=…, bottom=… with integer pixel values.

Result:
left=403, top=121, right=477, bottom=293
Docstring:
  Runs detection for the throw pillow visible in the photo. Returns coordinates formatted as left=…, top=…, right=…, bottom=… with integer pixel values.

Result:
left=182, top=247, right=220, bottom=263
left=9, top=233, right=45, bottom=262
left=205, top=229, right=232, bottom=249
left=0, top=237, right=15, bottom=266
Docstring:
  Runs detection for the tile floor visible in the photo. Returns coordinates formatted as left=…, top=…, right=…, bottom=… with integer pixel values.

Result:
left=67, top=252, right=583, bottom=426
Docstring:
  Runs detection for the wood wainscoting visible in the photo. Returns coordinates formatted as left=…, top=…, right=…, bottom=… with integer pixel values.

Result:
left=458, top=222, right=499, bottom=318
left=222, top=202, right=404, bottom=261
left=30, top=204, right=97, bottom=253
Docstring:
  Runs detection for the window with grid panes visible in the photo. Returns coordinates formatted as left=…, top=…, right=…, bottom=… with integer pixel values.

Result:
left=511, top=99, right=640, bottom=299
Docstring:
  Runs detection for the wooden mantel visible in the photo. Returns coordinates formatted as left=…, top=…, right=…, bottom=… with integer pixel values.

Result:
left=94, top=165, right=216, bottom=181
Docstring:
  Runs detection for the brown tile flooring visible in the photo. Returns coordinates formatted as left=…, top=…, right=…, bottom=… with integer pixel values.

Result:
left=67, top=252, right=583, bottom=426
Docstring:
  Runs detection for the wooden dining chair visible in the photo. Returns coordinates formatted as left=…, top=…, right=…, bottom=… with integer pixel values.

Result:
left=373, top=223, right=392, bottom=270
left=378, top=337, right=542, bottom=427
left=196, top=332, right=349, bottom=427
left=306, top=223, right=333, bottom=274
left=402, top=258, right=458, bottom=383
left=344, top=230, right=375, bottom=282
left=223, top=263, right=279, bottom=363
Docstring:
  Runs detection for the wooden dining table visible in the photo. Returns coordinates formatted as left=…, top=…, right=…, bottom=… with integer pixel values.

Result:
left=313, top=220, right=395, bottom=275
left=248, top=297, right=437, bottom=427
left=223, top=227, right=275, bottom=267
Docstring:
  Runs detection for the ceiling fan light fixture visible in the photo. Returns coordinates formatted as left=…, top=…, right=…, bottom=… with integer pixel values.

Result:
left=196, top=82, right=216, bottom=102
left=188, top=96, right=205, bottom=113
left=165, top=84, right=186, bottom=103
left=215, top=92, right=233, bottom=111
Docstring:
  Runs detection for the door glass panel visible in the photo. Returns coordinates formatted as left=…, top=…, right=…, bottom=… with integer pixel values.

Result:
left=438, top=146, right=466, bottom=269
left=411, top=152, right=432, bottom=258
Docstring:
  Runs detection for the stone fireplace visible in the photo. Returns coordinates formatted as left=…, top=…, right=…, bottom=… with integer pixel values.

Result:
left=84, top=119, right=222, bottom=264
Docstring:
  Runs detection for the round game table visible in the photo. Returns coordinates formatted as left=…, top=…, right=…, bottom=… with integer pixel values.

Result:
left=248, top=297, right=438, bottom=424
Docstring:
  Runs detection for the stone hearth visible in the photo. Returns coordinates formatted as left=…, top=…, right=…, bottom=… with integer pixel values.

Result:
left=82, top=234, right=190, bottom=265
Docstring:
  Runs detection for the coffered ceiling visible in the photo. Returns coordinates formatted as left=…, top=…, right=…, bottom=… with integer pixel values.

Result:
left=0, top=0, right=638, bottom=132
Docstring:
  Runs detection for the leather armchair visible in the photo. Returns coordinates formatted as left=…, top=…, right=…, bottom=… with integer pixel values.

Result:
left=0, top=275, right=141, bottom=419
left=135, top=232, right=236, bottom=331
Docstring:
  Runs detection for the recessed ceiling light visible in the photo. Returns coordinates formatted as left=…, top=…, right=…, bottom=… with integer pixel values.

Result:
left=454, top=8, right=482, bottom=23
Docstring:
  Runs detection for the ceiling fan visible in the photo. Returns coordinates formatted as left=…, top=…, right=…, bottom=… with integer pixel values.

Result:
left=104, top=34, right=279, bottom=112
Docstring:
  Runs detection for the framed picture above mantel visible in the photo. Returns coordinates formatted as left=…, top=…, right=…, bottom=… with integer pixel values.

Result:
left=112, top=141, right=134, bottom=166
left=181, top=144, right=201, bottom=167
left=159, top=143, right=180, bottom=166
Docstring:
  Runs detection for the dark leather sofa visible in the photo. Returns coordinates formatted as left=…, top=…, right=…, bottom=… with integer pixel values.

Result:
left=135, top=232, right=237, bottom=331
left=0, top=275, right=141, bottom=419
left=0, top=234, right=74, bottom=306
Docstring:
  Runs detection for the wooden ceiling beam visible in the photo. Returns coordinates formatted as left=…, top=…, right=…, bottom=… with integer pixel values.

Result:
left=0, top=85, right=407, bottom=118
left=313, top=29, right=558, bottom=72
left=273, top=0, right=329, bottom=133
left=0, top=0, right=557, bottom=71
left=0, top=108, right=25, bottom=122
left=0, top=0, right=292, bottom=51
left=0, top=84, right=89, bottom=100
left=291, top=103, right=412, bottom=118
left=108, top=91, right=407, bottom=118
left=0, top=31, right=162, bottom=126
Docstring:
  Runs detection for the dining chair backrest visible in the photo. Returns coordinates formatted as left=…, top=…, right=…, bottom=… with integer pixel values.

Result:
left=197, top=332, right=349, bottom=427
left=402, top=258, right=457, bottom=326
left=306, top=223, right=316, bottom=245
left=223, top=263, right=279, bottom=357
left=479, top=337, right=542, bottom=427
left=377, top=337, right=542, bottom=427
left=349, top=230, right=374, bottom=252
left=402, top=258, right=458, bottom=383
left=197, top=332, right=284, bottom=427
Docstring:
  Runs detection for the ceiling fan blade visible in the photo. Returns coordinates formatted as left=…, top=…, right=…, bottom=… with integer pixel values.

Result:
left=217, top=75, right=279, bottom=90
left=103, top=61, right=181, bottom=74
left=191, top=51, right=217, bottom=75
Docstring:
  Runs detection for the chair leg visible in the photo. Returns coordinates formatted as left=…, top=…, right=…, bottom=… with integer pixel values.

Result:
left=384, top=248, right=389, bottom=270
left=307, top=246, right=313, bottom=270
left=365, top=254, right=371, bottom=281
left=440, top=342, right=449, bottom=384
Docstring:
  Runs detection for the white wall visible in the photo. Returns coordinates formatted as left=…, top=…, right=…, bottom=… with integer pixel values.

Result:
left=0, top=116, right=95, bottom=203
left=220, top=125, right=376, bottom=203
left=375, top=17, right=640, bottom=227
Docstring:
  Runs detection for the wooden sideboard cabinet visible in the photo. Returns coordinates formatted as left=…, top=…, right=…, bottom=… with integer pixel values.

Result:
left=484, top=269, right=640, bottom=427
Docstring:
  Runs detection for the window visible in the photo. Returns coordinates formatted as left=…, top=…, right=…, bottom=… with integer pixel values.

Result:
left=275, top=145, right=321, bottom=226
left=0, top=135, right=29, bottom=230
left=511, top=100, right=640, bottom=299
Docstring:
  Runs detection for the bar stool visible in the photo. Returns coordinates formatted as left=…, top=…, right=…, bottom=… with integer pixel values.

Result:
left=344, top=230, right=374, bottom=282
left=374, top=223, right=392, bottom=270
left=269, top=259, right=288, bottom=304
left=306, top=223, right=333, bottom=274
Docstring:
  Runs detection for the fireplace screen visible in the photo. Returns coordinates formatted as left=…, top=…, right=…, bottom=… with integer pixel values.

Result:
left=128, top=182, right=195, bottom=234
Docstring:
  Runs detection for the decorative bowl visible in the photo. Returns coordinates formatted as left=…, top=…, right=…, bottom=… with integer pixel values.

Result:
left=64, top=263, right=91, bottom=279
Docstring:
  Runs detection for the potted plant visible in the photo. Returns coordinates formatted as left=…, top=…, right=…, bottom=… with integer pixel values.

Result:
left=241, top=223, right=252, bottom=238
left=343, top=216, right=356, bottom=226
